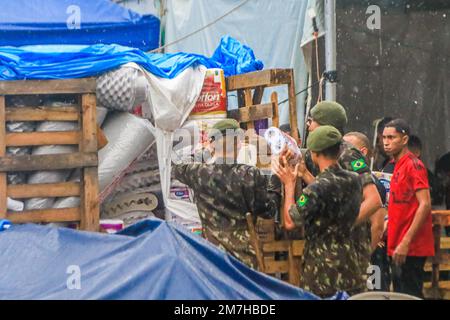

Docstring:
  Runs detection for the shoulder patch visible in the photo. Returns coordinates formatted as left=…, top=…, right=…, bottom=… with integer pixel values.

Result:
left=351, top=158, right=367, bottom=172
left=297, top=194, right=309, bottom=207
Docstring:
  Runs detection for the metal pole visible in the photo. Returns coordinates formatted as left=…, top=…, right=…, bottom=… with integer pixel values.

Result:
left=324, top=0, right=337, bottom=101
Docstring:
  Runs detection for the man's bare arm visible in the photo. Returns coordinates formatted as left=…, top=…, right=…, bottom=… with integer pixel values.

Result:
left=354, top=183, right=382, bottom=226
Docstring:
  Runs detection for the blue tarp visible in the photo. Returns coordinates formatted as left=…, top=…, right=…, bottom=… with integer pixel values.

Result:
left=0, top=36, right=264, bottom=80
left=0, top=0, right=160, bottom=51
left=0, top=218, right=334, bottom=300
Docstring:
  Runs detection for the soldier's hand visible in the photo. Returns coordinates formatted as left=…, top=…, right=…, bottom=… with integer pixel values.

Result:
left=297, top=159, right=307, bottom=178
left=272, top=155, right=299, bottom=187
left=393, top=240, right=409, bottom=266
left=279, top=146, right=295, bottom=163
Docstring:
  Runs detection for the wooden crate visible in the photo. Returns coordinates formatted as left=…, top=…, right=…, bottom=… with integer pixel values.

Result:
left=0, top=78, right=99, bottom=231
left=423, top=210, right=450, bottom=299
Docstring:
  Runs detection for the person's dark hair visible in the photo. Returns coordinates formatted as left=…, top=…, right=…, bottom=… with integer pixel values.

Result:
left=377, top=117, right=393, bottom=134
left=279, top=123, right=300, bottom=138
left=408, top=135, right=422, bottom=152
left=385, top=118, right=410, bottom=136
left=316, top=142, right=341, bottom=159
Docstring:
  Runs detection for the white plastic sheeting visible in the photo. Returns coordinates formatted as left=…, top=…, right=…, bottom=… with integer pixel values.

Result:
left=165, top=0, right=310, bottom=138
left=140, top=63, right=206, bottom=224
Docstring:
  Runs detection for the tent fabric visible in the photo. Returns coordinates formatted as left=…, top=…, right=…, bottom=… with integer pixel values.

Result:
left=0, top=36, right=263, bottom=80
left=0, top=218, right=339, bottom=300
left=0, top=0, right=160, bottom=51
left=165, top=0, right=310, bottom=137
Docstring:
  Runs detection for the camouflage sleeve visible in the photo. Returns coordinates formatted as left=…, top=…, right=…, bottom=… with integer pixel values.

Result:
left=172, top=164, right=200, bottom=188
left=340, top=143, right=374, bottom=187
left=289, top=186, right=321, bottom=228
left=253, top=170, right=282, bottom=219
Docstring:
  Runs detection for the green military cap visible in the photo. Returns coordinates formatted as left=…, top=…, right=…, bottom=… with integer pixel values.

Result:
left=307, top=125, right=342, bottom=152
left=208, top=118, right=242, bottom=139
left=310, top=101, right=347, bottom=131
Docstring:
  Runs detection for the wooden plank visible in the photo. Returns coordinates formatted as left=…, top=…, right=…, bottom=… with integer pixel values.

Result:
left=80, top=94, right=98, bottom=151
left=425, top=262, right=450, bottom=272
left=7, top=207, right=80, bottom=223
left=252, top=86, right=265, bottom=105
left=291, top=240, right=305, bottom=256
left=227, top=70, right=273, bottom=91
left=263, top=240, right=290, bottom=253
left=6, top=106, right=79, bottom=121
left=246, top=213, right=265, bottom=272
left=243, top=89, right=254, bottom=130
left=0, top=152, right=97, bottom=172
left=271, top=92, right=279, bottom=128
left=0, top=78, right=96, bottom=95
left=424, top=281, right=450, bottom=300
left=79, top=93, right=99, bottom=232
left=7, top=182, right=80, bottom=199
left=288, top=247, right=301, bottom=286
left=228, top=103, right=274, bottom=123
left=433, top=211, right=450, bottom=226
left=263, top=260, right=289, bottom=274
left=441, top=237, right=450, bottom=250
left=6, top=131, right=79, bottom=147
left=0, top=96, right=5, bottom=219
left=226, top=69, right=292, bottom=91
left=80, top=168, right=99, bottom=231
left=287, top=69, right=300, bottom=143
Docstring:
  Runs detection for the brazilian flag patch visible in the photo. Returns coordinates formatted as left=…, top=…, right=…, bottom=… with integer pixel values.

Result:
left=351, top=158, right=367, bottom=172
left=297, top=194, right=309, bottom=207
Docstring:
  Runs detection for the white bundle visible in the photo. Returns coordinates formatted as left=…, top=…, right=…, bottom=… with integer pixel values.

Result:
left=24, top=120, right=78, bottom=210
left=96, top=66, right=149, bottom=112
left=98, top=112, right=155, bottom=194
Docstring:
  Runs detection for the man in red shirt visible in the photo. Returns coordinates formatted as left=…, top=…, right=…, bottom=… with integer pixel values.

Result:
left=383, top=119, right=434, bottom=298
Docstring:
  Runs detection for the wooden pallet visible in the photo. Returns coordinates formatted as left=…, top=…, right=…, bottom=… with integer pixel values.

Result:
left=0, top=78, right=99, bottom=231
left=423, top=210, right=450, bottom=299
left=226, top=69, right=299, bottom=169
left=246, top=213, right=304, bottom=287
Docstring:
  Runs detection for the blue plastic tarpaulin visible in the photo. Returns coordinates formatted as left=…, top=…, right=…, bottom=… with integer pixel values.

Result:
left=0, top=36, right=263, bottom=80
left=0, top=0, right=160, bottom=51
left=0, top=218, right=338, bottom=300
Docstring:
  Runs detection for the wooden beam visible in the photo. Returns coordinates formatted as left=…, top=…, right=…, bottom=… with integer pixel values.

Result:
left=263, top=240, right=290, bottom=253
left=226, top=69, right=292, bottom=91
left=243, top=89, right=254, bottom=129
left=7, top=207, right=80, bottom=223
left=6, top=131, right=80, bottom=147
left=6, top=106, right=79, bottom=122
left=0, top=78, right=96, bottom=95
left=263, top=260, right=289, bottom=274
left=80, top=93, right=99, bottom=232
left=287, top=69, right=300, bottom=143
left=0, top=152, right=98, bottom=172
left=0, top=96, right=5, bottom=219
left=291, top=240, right=305, bottom=256
left=228, top=103, right=274, bottom=123
left=271, top=92, right=279, bottom=128
left=252, top=86, right=265, bottom=105
left=8, top=182, right=81, bottom=199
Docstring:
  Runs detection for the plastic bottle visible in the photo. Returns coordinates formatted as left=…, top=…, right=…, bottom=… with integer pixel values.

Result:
left=264, top=127, right=301, bottom=163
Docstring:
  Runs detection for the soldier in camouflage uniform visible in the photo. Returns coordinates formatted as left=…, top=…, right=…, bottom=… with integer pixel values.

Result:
left=173, top=119, right=281, bottom=269
left=302, top=101, right=382, bottom=226
left=273, top=126, right=369, bottom=298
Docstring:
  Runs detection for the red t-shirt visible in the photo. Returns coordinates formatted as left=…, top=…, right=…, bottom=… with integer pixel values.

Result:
left=387, top=152, right=434, bottom=257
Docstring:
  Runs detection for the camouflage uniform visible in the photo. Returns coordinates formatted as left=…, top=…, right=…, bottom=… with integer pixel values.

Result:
left=305, top=140, right=374, bottom=277
left=173, top=158, right=281, bottom=269
left=289, top=164, right=369, bottom=297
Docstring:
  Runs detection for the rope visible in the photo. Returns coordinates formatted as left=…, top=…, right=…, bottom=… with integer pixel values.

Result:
left=149, top=0, right=251, bottom=53
left=313, top=31, right=323, bottom=104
